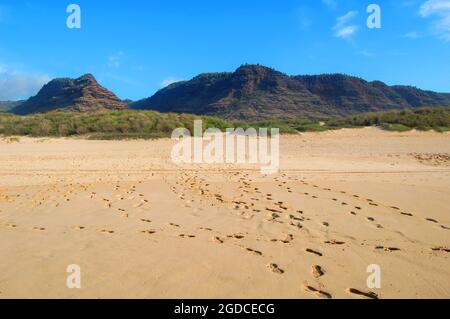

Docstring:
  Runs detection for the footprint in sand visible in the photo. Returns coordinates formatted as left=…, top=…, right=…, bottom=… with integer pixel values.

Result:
left=140, top=219, right=152, bottom=223
left=212, top=236, right=224, bottom=244
left=73, top=226, right=86, bottom=230
left=228, top=234, right=245, bottom=240
left=306, top=248, right=323, bottom=256
left=431, top=246, right=450, bottom=253
left=179, top=234, right=196, bottom=238
left=33, top=227, right=46, bottom=231
left=441, top=225, right=450, bottom=230
left=312, top=265, right=324, bottom=278
left=141, top=230, right=156, bottom=235
left=5, top=223, right=17, bottom=228
left=99, top=229, right=115, bottom=234
left=347, top=288, right=379, bottom=299
left=375, top=246, right=400, bottom=252
left=425, top=218, right=439, bottom=223
left=304, top=285, right=332, bottom=299
left=169, top=223, right=180, bottom=227
left=290, top=222, right=303, bottom=229
left=324, top=240, right=345, bottom=245
left=246, top=248, right=263, bottom=256
left=271, top=234, right=294, bottom=244
left=401, top=212, right=413, bottom=217
left=268, top=263, right=284, bottom=274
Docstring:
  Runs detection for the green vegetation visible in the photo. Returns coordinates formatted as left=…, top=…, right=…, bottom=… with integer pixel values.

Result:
left=0, top=108, right=449, bottom=139
left=0, top=111, right=226, bottom=138
left=326, top=108, right=450, bottom=132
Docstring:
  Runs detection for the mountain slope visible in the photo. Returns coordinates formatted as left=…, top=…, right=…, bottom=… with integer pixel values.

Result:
left=131, top=65, right=450, bottom=120
left=12, top=74, right=127, bottom=115
left=0, top=101, right=23, bottom=112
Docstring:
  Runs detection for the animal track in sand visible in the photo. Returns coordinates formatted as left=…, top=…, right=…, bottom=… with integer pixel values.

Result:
left=306, top=248, right=323, bottom=256
left=268, top=263, right=284, bottom=274
left=140, top=219, right=152, bottom=223
left=169, top=223, right=180, bottom=227
left=5, top=223, right=17, bottom=228
left=311, top=265, right=324, bottom=278
left=73, top=226, right=86, bottom=230
left=347, top=288, right=379, bottom=299
left=304, top=285, right=332, bottom=299
left=425, top=218, right=439, bottom=223
left=33, top=227, right=46, bottom=231
left=441, top=225, right=450, bottom=230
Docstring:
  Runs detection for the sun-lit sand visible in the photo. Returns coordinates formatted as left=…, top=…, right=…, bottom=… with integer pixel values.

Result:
left=0, top=127, right=449, bottom=298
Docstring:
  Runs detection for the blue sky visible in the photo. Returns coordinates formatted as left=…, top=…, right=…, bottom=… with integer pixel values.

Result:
left=0, top=0, right=450, bottom=100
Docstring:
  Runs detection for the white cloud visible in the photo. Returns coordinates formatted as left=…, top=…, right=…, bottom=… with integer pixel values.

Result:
left=419, top=0, right=450, bottom=41
left=335, top=25, right=358, bottom=39
left=322, top=0, right=337, bottom=9
left=108, top=51, right=124, bottom=68
left=334, top=11, right=359, bottom=39
left=0, top=66, right=50, bottom=100
left=160, top=77, right=183, bottom=88
left=404, top=31, right=423, bottom=38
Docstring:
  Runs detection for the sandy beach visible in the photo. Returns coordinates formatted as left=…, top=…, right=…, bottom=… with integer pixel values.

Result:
left=0, top=127, right=449, bottom=299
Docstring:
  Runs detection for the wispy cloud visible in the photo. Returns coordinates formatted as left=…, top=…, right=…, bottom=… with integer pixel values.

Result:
left=107, top=51, right=124, bottom=68
left=419, top=0, right=450, bottom=41
left=404, top=31, right=423, bottom=38
left=160, top=77, right=183, bottom=88
left=322, top=0, right=337, bottom=9
left=334, top=11, right=359, bottom=39
left=0, top=65, right=50, bottom=100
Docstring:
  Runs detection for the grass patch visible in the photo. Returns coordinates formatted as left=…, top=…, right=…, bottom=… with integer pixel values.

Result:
left=0, top=107, right=449, bottom=139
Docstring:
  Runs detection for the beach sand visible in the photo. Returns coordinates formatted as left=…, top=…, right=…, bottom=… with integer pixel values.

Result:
left=0, top=127, right=449, bottom=298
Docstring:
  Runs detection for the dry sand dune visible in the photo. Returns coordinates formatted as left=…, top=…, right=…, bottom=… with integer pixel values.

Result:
left=0, top=127, right=449, bottom=298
